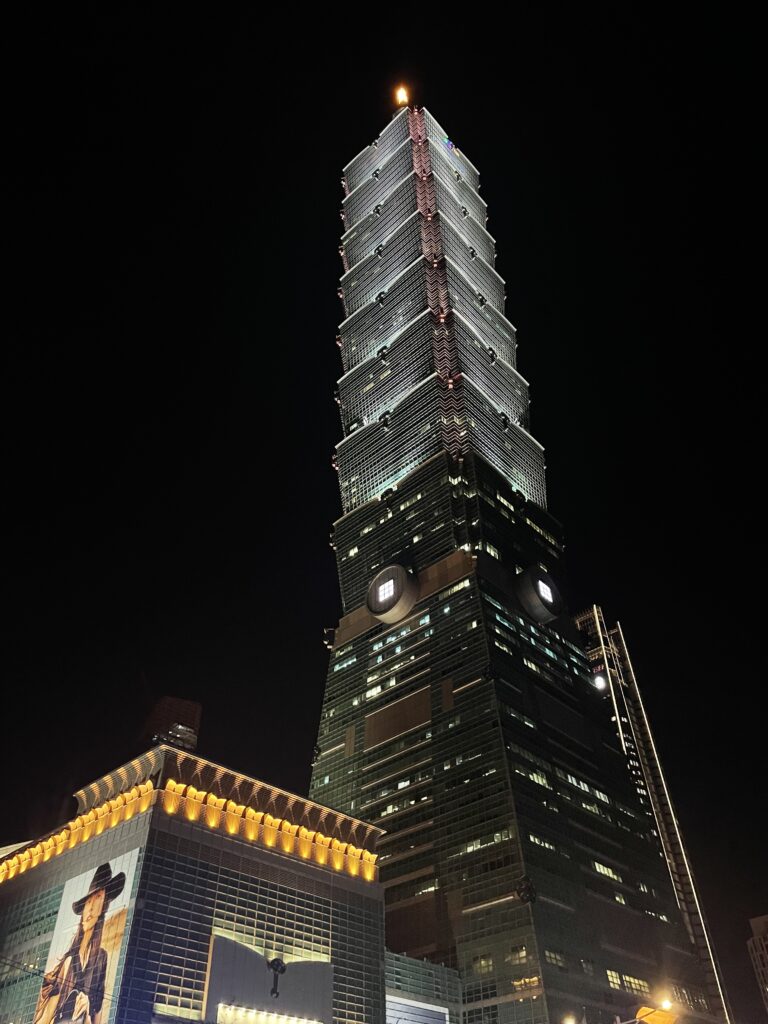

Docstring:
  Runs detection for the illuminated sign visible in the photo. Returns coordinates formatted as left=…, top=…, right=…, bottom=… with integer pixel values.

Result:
left=218, top=1006, right=322, bottom=1024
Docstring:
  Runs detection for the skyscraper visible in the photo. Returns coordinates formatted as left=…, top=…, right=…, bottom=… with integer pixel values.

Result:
left=310, top=100, right=726, bottom=1022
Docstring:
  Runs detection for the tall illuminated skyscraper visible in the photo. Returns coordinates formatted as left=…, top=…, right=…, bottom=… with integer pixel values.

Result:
left=310, top=99, right=728, bottom=1023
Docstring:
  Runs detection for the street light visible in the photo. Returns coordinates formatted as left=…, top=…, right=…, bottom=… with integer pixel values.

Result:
left=615, top=1005, right=678, bottom=1024
left=563, top=1004, right=678, bottom=1024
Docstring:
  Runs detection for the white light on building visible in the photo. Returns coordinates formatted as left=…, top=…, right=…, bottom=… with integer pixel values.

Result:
left=537, top=580, right=553, bottom=604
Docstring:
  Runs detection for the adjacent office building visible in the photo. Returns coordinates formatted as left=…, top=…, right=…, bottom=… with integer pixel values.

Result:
left=142, top=697, right=203, bottom=754
left=575, top=607, right=731, bottom=1019
left=310, top=102, right=730, bottom=1022
left=385, top=953, right=461, bottom=1024
left=747, top=916, right=768, bottom=1017
left=0, top=745, right=386, bottom=1024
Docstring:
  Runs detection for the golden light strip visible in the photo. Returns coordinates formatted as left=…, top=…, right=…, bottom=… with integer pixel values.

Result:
left=0, top=779, right=379, bottom=888
left=0, top=782, right=154, bottom=885
left=160, top=781, right=378, bottom=882
left=218, top=1003, right=322, bottom=1024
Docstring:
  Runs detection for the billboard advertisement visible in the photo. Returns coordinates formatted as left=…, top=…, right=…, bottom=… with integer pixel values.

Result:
left=32, top=850, right=139, bottom=1024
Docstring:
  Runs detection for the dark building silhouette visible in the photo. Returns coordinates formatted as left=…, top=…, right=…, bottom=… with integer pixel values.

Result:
left=142, top=696, right=202, bottom=752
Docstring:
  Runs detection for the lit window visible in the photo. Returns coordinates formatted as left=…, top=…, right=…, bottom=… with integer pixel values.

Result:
left=594, top=861, right=623, bottom=882
left=673, top=985, right=709, bottom=1012
left=529, top=833, right=556, bottom=851
left=528, top=770, right=550, bottom=788
left=544, top=949, right=566, bottom=968
left=537, top=580, right=553, bottom=603
left=378, top=579, right=395, bottom=602
left=607, top=969, right=621, bottom=989
left=512, top=975, right=540, bottom=991
left=622, top=974, right=650, bottom=996
left=332, top=655, right=357, bottom=673
left=472, top=954, right=494, bottom=976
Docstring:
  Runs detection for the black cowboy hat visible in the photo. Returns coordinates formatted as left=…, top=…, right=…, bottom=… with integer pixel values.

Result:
left=72, top=863, right=126, bottom=915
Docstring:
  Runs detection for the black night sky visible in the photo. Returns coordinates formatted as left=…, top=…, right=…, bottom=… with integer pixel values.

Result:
left=3, top=11, right=764, bottom=1021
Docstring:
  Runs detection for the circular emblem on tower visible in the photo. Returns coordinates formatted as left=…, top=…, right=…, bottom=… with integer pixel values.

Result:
left=515, top=565, right=564, bottom=624
left=366, top=565, right=419, bottom=624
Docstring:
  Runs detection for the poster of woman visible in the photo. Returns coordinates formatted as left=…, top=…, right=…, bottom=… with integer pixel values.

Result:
left=33, top=849, right=138, bottom=1024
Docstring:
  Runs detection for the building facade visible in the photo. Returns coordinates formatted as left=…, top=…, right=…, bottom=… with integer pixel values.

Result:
left=0, top=746, right=385, bottom=1024
left=385, top=952, right=461, bottom=1024
left=746, top=916, right=768, bottom=1017
left=575, top=607, right=731, bottom=1020
left=309, top=103, right=728, bottom=1022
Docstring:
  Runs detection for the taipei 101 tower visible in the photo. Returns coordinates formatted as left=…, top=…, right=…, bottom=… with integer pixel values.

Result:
left=310, top=93, right=728, bottom=1023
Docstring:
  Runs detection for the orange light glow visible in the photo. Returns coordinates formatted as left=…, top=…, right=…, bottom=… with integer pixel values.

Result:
left=0, top=775, right=378, bottom=888
left=395, top=86, right=409, bottom=106
left=636, top=1008, right=678, bottom=1024
left=0, top=782, right=154, bottom=886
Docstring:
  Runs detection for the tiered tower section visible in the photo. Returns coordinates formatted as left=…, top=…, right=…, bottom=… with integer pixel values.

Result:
left=335, top=106, right=544, bottom=519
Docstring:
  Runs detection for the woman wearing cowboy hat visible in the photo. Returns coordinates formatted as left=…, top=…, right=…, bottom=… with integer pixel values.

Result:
left=34, top=863, right=126, bottom=1024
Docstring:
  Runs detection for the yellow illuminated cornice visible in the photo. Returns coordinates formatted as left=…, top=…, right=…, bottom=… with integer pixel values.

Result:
left=0, top=782, right=154, bottom=885
left=0, top=777, right=378, bottom=887
left=72, top=746, right=382, bottom=853
left=161, top=780, right=378, bottom=881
